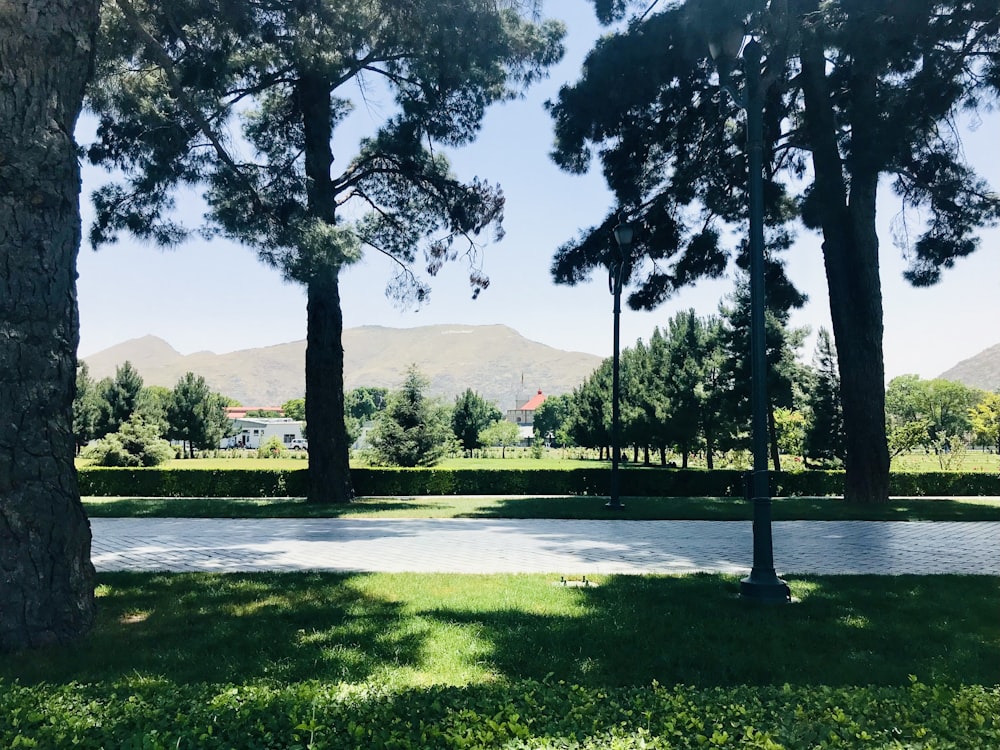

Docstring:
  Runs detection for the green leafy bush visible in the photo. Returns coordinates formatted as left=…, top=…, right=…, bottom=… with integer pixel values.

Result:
left=256, top=435, right=287, bottom=459
left=1, top=678, right=996, bottom=749
left=80, top=416, right=174, bottom=467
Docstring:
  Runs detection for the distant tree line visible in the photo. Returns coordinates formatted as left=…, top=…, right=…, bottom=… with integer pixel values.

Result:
left=885, top=375, right=1000, bottom=463
left=73, top=361, right=234, bottom=465
left=536, top=311, right=999, bottom=473
left=76, top=347, right=1000, bottom=471
left=284, top=368, right=518, bottom=467
left=540, top=298, right=822, bottom=470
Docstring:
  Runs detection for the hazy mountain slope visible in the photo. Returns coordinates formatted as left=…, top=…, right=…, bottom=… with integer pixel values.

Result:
left=938, top=342, right=1000, bottom=392
left=82, top=325, right=604, bottom=408
left=83, top=334, right=183, bottom=375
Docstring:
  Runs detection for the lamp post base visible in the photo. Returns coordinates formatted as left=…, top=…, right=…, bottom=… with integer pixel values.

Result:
left=605, top=499, right=626, bottom=510
left=740, top=573, right=791, bottom=603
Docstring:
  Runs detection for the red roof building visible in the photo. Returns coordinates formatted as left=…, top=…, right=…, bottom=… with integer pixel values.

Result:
left=519, top=390, right=547, bottom=411
left=505, top=389, right=546, bottom=426
left=224, top=406, right=284, bottom=420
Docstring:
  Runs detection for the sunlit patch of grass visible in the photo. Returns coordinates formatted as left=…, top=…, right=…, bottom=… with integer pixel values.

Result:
left=788, top=579, right=823, bottom=599
left=891, top=451, right=1000, bottom=472
left=838, top=613, right=871, bottom=629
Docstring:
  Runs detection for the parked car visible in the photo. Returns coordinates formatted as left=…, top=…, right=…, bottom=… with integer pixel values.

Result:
left=290, top=438, right=309, bottom=451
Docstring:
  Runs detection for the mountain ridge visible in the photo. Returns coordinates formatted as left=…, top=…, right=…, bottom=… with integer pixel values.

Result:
left=82, top=325, right=604, bottom=409
left=938, top=342, right=1000, bottom=392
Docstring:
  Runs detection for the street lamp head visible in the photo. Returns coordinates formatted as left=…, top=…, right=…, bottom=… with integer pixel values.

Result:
left=612, top=220, right=633, bottom=252
left=608, top=219, right=630, bottom=296
left=708, top=26, right=746, bottom=84
left=708, top=27, right=745, bottom=62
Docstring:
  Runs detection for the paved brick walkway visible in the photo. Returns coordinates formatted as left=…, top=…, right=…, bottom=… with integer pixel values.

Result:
left=90, top=518, right=1000, bottom=575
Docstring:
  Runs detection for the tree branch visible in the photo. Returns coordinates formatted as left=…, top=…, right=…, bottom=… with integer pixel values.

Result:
left=114, top=0, right=258, bottom=197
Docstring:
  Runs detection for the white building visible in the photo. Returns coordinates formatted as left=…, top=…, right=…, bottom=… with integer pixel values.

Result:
left=224, top=417, right=305, bottom=449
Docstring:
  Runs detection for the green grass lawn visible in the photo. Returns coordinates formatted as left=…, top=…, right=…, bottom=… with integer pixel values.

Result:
left=4, top=575, right=998, bottom=747
left=5, top=572, right=998, bottom=689
left=5, top=573, right=999, bottom=746
left=891, top=449, right=1000, bottom=472
left=76, top=449, right=1000, bottom=473
left=82, top=493, right=1000, bottom=520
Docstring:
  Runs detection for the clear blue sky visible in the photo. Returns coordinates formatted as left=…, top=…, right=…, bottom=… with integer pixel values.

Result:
left=76, top=1, right=1000, bottom=383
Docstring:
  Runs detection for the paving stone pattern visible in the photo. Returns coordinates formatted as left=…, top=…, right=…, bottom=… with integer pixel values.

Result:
left=90, top=519, right=1000, bottom=576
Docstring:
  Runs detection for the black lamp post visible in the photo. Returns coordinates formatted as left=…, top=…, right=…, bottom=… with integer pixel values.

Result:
left=709, top=32, right=789, bottom=602
left=607, top=219, right=632, bottom=510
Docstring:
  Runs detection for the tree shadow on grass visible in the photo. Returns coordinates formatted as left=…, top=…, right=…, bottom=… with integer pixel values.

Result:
left=4, top=573, right=997, bottom=690
left=455, top=496, right=750, bottom=520
left=457, top=495, right=1000, bottom=521
left=771, top=497, right=1000, bottom=521
left=2, top=572, right=424, bottom=685
left=423, top=573, right=1000, bottom=687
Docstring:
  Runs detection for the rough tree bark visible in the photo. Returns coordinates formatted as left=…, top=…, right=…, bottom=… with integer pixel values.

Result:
left=800, top=27, right=891, bottom=504
left=305, top=270, right=354, bottom=504
left=300, top=70, right=354, bottom=504
left=0, top=0, right=100, bottom=651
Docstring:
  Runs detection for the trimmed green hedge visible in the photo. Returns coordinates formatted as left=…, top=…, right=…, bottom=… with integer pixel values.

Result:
left=77, top=466, right=1000, bottom=498
left=888, top=471, right=1000, bottom=496
left=77, top=468, right=309, bottom=498
left=1, top=678, right=997, bottom=749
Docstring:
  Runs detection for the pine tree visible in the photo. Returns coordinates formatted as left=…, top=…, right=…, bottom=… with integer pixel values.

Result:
left=168, top=372, right=231, bottom=457
left=86, top=0, right=564, bottom=502
left=547, top=0, right=1000, bottom=502
left=368, top=366, right=453, bottom=467
left=718, top=279, right=808, bottom=472
left=98, top=361, right=144, bottom=437
left=452, top=389, right=502, bottom=454
left=642, top=326, right=674, bottom=465
left=73, top=363, right=104, bottom=453
left=567, top=360, right=613, bottom=456
left=663, top=310, right=707, bottom=467
left=804, top=328, right=845, bottom=466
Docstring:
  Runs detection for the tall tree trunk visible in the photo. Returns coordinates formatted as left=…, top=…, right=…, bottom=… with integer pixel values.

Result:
left=0, top=0, right=98, bottom=652
left=800, top=28, right=890, bottom=504
left=300, top=70, right=353, bottom=503
left=305, top=270, right=354, bottom=503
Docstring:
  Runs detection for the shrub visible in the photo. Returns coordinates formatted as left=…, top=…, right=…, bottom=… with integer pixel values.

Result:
left=81, top=416, right=174, bottom=467
left=531, top=438, right=545, bottom=459
left=257, top=436, right=287, bottom=459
